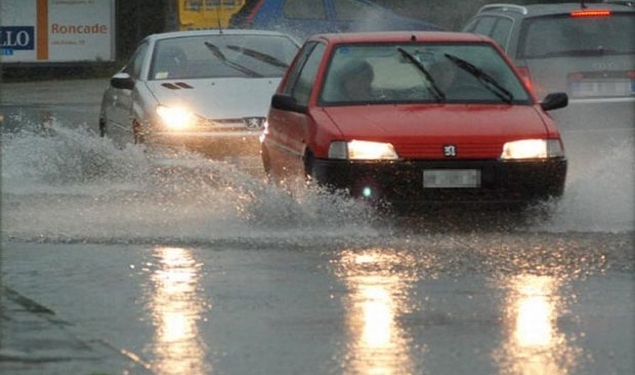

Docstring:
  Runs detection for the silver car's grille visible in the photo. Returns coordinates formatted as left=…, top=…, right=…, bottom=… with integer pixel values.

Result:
left=197, top=118, right=266, bottom=132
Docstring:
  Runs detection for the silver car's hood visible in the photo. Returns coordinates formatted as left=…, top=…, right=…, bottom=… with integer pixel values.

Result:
left=146, top=77, right=281, bottom=119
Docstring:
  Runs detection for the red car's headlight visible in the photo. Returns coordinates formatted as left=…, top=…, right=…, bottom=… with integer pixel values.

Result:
left=329, top=140, right=399, bottom=160
left=501, top=139, right=564, bottom=160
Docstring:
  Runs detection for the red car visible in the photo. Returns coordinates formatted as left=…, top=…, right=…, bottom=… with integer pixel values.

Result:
left=261, top=32, right=569, bottom=207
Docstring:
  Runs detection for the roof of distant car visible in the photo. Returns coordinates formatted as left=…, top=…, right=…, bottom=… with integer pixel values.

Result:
left=306, top=31, right=492, bottom=44
left=476, top=2, right=635, bottom=18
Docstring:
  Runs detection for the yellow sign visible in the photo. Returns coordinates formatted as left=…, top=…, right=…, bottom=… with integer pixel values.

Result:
left=178, top=0, right=245, bottom=30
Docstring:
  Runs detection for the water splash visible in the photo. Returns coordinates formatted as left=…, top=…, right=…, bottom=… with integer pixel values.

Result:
left=1, top=124, right=379, bottom=244
left=2, top=124, right=632, bottom=244
left=535, top=138, right=634, bottom=233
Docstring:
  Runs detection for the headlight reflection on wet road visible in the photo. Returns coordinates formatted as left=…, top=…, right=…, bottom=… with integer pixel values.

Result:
left=495, top=274, right=581, bottom=375
left=147, top=246, right=209, bottom=375
left=336, top=249, right=419, bottom=375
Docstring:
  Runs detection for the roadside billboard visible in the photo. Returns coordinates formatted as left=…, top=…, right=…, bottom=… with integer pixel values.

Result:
left=0, top=0, right=115, bottom=64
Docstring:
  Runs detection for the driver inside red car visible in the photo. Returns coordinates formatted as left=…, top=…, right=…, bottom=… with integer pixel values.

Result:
left=336, top=58, right=375, bottom=101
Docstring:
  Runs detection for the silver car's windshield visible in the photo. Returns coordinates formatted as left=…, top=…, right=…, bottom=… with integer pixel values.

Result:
left=320, top=42, right=531, bottom=105
left=149, top=34, right=299, bottom=80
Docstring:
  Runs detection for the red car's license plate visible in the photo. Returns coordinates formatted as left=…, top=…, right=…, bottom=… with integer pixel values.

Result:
left=423, top=169, right=481, bottom=188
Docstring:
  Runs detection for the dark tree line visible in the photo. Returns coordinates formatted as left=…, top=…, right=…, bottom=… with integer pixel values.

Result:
left=116, top=0, right=169, bottom=59
left=0, top=0, right=602, bottom=81
left=114, top=0, right=600, bottom=58
left=115, top=0, right=599, bottom=57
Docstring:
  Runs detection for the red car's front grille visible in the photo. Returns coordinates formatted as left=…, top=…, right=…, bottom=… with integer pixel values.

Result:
left=395, top=141, right=503, bottom=159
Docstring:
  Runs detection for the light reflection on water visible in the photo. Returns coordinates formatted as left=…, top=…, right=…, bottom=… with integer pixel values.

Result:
left=494, top=274, right=581, bottom=375
left=336, top=249, right=419, bottom=375
left=147, top=246, right=209, bottom=375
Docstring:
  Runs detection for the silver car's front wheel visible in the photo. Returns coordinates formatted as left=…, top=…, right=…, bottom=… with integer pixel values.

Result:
left=132, top=121, right=144, bottom=144
left=99, top=118, right=106, bottom=138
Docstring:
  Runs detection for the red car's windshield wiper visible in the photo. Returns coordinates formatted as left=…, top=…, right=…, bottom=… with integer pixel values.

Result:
left=397, top=47, right=446, bottom=102
left=444, top=53, right=514, bottom=104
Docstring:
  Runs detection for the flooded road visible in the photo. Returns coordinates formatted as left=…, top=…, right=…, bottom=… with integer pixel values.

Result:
left=1, top=80, right=633, bottom=375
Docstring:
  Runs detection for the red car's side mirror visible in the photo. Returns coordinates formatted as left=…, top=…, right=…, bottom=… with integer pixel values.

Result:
left=540, top=92, right=568, bottom=112
left=271, top=93, right=306, bottom=113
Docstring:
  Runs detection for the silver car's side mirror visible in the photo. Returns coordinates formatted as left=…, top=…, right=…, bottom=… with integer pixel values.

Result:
left=110, top=72, right=135, bottom=91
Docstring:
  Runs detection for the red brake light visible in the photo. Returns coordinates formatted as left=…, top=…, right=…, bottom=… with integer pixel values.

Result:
left=516, top=66, right=533, bottom=92
left=570, top=9, right=612, bottom=17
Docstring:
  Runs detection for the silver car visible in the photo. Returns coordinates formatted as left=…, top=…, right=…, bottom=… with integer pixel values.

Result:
left=99, top=29, right=300, bottom=156
left=462, top=2, right=634, bottom=131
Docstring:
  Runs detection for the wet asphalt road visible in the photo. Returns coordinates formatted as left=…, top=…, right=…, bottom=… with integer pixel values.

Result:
left=1, top=237, right=633, bottom=375
left=1, top=79, right=634, bottom=375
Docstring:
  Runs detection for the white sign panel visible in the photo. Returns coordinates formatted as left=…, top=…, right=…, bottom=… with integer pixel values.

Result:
left=0, top=0, right=115, bottom=63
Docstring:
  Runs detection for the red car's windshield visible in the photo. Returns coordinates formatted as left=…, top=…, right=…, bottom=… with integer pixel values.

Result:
left=319, top=42, right=531, bottom=105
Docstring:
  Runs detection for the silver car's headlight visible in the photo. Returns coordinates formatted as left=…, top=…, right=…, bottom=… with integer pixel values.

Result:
left=328, top=140, right=399, bottom=160
left=500, top=139, right=564, bottom=160
left=156, top=105, right=198, bottom=130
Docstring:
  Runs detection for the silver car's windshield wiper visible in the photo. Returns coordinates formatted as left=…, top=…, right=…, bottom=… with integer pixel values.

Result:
left=204, top=41, right=263, bottom=78
left=396, top=47, right=445, bottom=102
left=225, top=45, right=289, bottom=69
left=444, top=53, right=514, bottom=104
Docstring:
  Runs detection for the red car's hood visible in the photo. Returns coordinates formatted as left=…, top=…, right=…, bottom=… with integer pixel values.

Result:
left=322, top=104, right=553, bottom=158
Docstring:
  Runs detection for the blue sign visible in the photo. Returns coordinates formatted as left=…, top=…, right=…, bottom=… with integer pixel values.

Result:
left=0, top=26, right=35, bottom=51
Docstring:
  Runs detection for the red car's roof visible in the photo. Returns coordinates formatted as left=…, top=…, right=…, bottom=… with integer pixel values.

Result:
left=306, top=31, right=492, bottom=44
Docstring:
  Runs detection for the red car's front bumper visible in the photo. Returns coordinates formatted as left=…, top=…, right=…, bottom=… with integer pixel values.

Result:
left=311, top=157, right=567, bottom=206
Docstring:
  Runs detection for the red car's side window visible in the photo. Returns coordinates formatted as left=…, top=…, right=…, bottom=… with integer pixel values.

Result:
left=281, top=42, right=326, bottom=106
left=280, top=42, right=316, bottom=95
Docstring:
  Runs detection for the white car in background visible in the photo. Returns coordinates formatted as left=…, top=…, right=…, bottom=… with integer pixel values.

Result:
left=99, top=29, right=300, bottom=156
